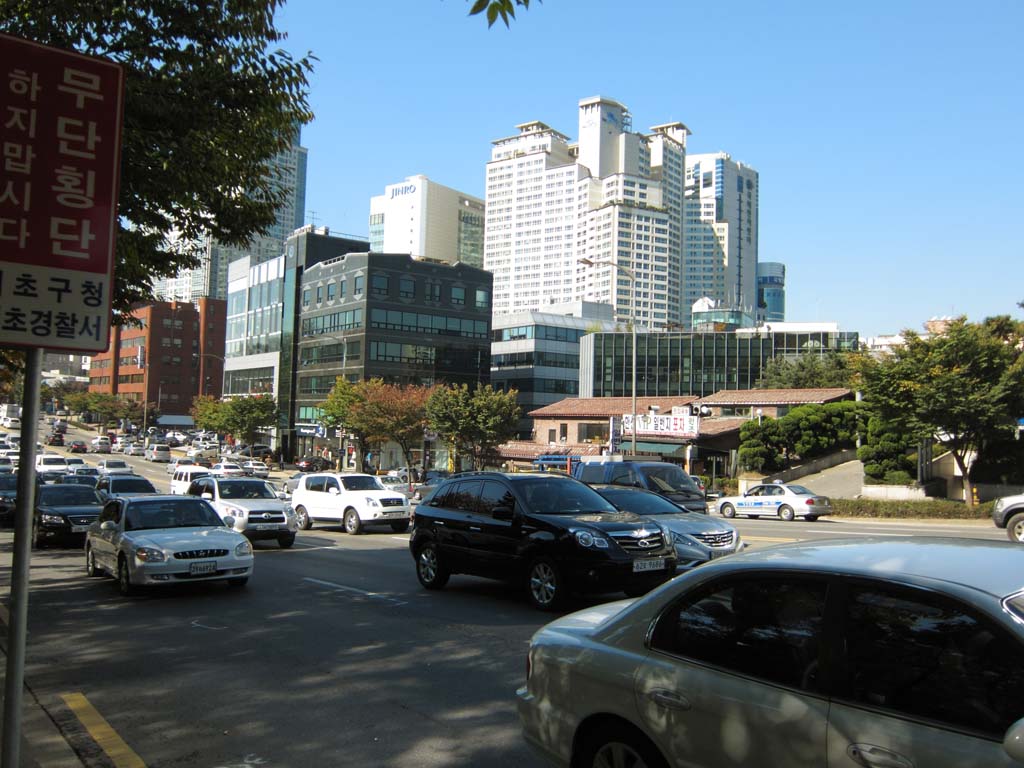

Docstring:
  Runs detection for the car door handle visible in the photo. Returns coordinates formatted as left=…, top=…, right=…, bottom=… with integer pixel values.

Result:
left=848, top=744, right=914, bottom=768
left=469, top=526, right=482, bottom=532
left=647, top=689, right=691, bottom=711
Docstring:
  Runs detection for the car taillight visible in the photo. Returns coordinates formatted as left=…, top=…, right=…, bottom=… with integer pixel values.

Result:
left=806, top=499, right=815, bottom=505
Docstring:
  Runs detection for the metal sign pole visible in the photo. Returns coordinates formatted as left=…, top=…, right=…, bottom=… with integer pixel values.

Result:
left=1, top=347, right=42, bottom=768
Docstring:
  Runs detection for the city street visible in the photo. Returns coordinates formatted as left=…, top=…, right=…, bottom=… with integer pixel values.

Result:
left=0, top=424, right=1005, bottom=766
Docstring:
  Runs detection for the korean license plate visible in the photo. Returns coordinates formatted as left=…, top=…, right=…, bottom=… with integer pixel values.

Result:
left=71, top=525, right=89, bottom=533
left=385, top=511, right=406, bottom=518
left=709, top=548, right=730, bottom=559
left=254, top=524, right=273, bottom=530
left=633, top=558, right=665, bottom=573
left=189, top=561, right=217, bottom=575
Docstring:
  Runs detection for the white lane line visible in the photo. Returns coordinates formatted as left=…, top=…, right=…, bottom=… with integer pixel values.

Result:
left=302, top=577, right=407, bottom=607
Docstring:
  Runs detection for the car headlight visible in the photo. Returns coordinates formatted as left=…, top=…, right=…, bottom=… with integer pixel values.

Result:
left=224, top=506, right=246, bottom=518
left=135, top=547, right=165, bottom=562
left=234, top=540, right=252, bottom=556
left=40, top=513, right=65, bottom=525
left=572, top=529, right=609, bottom=549
left=283, top=505, right=295, bottom=518
left=994, top=498, right=1005, bottom=513
left=365, top=497, right=380, bottom=507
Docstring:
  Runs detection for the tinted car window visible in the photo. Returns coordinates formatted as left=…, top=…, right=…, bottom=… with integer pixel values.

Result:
left=513, top=477, right=618, bottom=515
left=306, top=476, right=326, bottom=493
left=340, top=476, right=381, bottom=491
left=840, top=584, right=1024, bottom=737
left=217, top=480, right=276, bottom=499
left=0, top=475, right=18, bottom=492
left=37, top=485, right=101, bottom=505
left=641, top=464, right=699, bottom=493
left=577, top=464, right=604, bottom=483
left=598, top=488, right=685, bottom=516
left=110, top=478, right=156, bottom=493
left=125, top=499, right=222, bottom=530
left=478, top=481, right=515, bottom=517
left=651, top=577, right=827, bottom=691
left=606, top=464, right=636, bottom=486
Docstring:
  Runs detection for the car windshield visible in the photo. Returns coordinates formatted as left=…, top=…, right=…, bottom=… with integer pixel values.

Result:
left=104, top=461, right=127, bottom=469
left=341, top=476, right=382, bottom=491
left=217, top=480, right=276, bottom=500
left=125, top=499, right=223, bottom=530
left=61, top=475, right=97, bottom=485
left=513, top=477, right=619, bottom=515
left=786, top=485, right=813, bottom=495
left=39, top=457, right=66, bottom=467
left=597, top=488, right=686, bottom=516
left=111, top=478, right=156, bottom=493
left=641, top=465, right=699, bottom=493
left=38, top=485, right=101, bottom=505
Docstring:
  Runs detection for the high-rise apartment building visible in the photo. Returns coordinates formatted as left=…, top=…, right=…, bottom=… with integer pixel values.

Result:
left=485, top=96, right=689, bottom=330
left=369, top=175, right=485, bottom=267
left=757, top=262, right=786, bottom=323
left=156, top=128, right=309, bottom=301
left=684, top=153, right=759, bottom=322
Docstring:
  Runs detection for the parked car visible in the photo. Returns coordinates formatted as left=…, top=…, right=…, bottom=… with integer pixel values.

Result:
left=68, top=440, right=88, bottom=453
left=96, top=459, right=134, bottom=476
left=166, top=456, right=196, bottom=475
left=410, top=472, right=677, bottom=611
left=593, top=485, right=743, bottom=571
left=96, top=475, right=158, bottom=500
left=210, top=462, right=246, bottom=478
left=144, top=444, right=172, bottom=462
left=0, top=473, right=18, bottom=525
left=184, top=476, right=296, bottom=548
left=573, top=460, right=708, bottom=514
left=2, top=417, right=21, bottom=430
left=378, top=475, right=414, bottom=499
left=241, top=460, right=270, bottom=479
left=32, top=484, right=105, bottom=548
left=689, top=474, right=706, bottom=493
left=992, top=492, right=1024, bottom=541
left=85, top=495, right=254, bottom=595
left=716, top=482, right=832, bottom=521
left=295, top=456, right=331, bottom=473
left=517, top=537, right=1024, bottom=768
left=291, top=472, right=410, bottom=534
left=187, top=445, right=219, bottom=461
left=0, top=456, right=12, bottom=474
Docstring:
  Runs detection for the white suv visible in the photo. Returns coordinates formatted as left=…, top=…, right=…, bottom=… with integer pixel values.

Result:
left=291, top=473, right=410, bottom=534
left=185, top=476, right=296, bottom=548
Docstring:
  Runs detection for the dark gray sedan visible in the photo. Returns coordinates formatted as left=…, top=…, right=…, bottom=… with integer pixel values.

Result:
left=594, top=484, right=744, bottom=570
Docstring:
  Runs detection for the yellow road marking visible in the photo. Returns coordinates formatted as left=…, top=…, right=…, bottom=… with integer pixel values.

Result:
left=60, top=692, right=146, bottom=768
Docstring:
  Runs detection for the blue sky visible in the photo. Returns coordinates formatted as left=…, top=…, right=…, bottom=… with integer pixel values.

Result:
left=274, top=0, right=1022, bottom=338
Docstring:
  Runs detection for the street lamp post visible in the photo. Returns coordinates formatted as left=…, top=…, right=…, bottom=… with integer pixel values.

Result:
left=579, top=257, right=638, bottom=455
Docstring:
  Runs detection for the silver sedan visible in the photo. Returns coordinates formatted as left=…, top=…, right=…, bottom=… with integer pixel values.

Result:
left=716, top=482, right=831, bottom=521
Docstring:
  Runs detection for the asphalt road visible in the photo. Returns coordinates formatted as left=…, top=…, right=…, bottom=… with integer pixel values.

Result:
left=0, top=421, right=1005, bottom=767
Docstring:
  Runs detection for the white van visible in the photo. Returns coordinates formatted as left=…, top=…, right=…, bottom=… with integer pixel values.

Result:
left=170, top=466, right=211, bottom=495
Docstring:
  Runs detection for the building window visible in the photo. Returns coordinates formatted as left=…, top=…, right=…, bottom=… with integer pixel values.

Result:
left=316, top=286, right=323, bottom=303
left=426, top=283, right=441, bottom=302
left=371, top=275, right=389, bottom=297
left=346, top=340, right=361, bottom=361
left=451, top=286, right=465, bottom=305
left=327, top=282, right=336, bottom=301
left=354, top=275, right=364, bottom=294
left=302, top=289, right=311, bottom=307
left=475, top=289, right=490, bottom=309
left=399, top=277, right=415, bottom=299
left=340, top=280, right=346, bottom=298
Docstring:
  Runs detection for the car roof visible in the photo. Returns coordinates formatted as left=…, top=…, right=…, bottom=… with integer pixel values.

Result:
left=715, top=537, right=1024, bottom=600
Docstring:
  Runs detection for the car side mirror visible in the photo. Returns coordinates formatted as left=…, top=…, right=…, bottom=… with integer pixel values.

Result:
left=328, top=487, right=340, bottom=495
left=100, top=520, right=115, bottom=532
left=201, top=492, right=213, bottom=500
left=223, top=516, right=235, bottom=528
left=276, top=491, right=287, bottom=500
left=492, top=505, right=515, bottom=521
left=1004, top=718, right=1024, bottom=762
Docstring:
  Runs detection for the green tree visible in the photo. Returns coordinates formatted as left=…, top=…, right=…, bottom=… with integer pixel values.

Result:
left=222, top=395, right=278, bottom=445
left=84, top=393, right=125, bottom=427
left=737, top=419, right=785, bottom=473
left=757, top=352, right=863, bottom=390
left=373, top=384, right=434, bottom=478
left=857, top=414, right=916, bottom=484
left=0, top=1, right=314, bottom=316
left=191, top=395, right=229, bottom=433
left=320, top=378, right=374, bottom=472
left=469, top=0, right=536, bottom=27
left=858, top=317, right=1024, bottom=504
left=426, top=384, right=520, bottom=470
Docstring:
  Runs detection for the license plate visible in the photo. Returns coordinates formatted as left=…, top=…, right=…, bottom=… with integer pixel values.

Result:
left=254, top=524, right=274, bottom=530
left=385, top=512, right=407, bottom=518
left=189, top=561, right=217, bottom=575
left=709, top=549, right=731, bottom=559
left=71, top=525, right=89, bottom=533
left=633, top=558, right=665, bottom=573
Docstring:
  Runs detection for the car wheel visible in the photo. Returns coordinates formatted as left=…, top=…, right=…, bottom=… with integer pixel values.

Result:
left=31, top=519, right=44, bottom=550
left=720, top=503, right=736, bottom=519
left=277, top=533, right=296, bottom=549
left=575, top=721, right=669, bottom=768
left=294, top=506, right=312, bottom=531
left=1007, top=513, right=1024, bottom=542
left=343, top=508, right=362, bottom=535
left=527, top=558, right=564, bottom=612
left=390, top=520, right=410, bottom=533
left=117, top=556, right=136, bottom=596
left=86, top=547, right=102, bottom=577
left=805, top=514, right=818, bottom=522
left=415, top=542, right=449, bottom=589
left=228, top=577, right=248, bottom=588
left=778, top=505, right=795, bottom=522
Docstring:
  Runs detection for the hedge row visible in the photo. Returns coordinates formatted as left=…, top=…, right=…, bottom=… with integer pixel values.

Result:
left=830, top=498, right=994, bottom=520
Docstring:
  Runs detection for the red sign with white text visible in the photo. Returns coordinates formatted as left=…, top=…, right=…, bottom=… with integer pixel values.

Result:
left=0, top=33, right=124, bottom=352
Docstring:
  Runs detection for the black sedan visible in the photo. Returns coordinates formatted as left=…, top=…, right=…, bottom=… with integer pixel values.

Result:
left=32, top=484, right=104, bottom=548
left=295, top=456, right=331, bottom=472
left=0, top=474, right=17, bottom=527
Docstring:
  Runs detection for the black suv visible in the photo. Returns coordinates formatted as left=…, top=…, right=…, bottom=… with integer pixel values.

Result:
left=573, top=460, right=708, bottom=514
left=409, top=472, right=677, bottom=611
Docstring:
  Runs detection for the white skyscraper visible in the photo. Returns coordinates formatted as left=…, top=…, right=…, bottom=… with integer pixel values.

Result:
left=684, top=152, right=759, bottom=322
left=156, top=128, right=308, bottom=301
left=368, top=175, right=484, bottom=266
left=485, top=96, right=689, bottom=329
